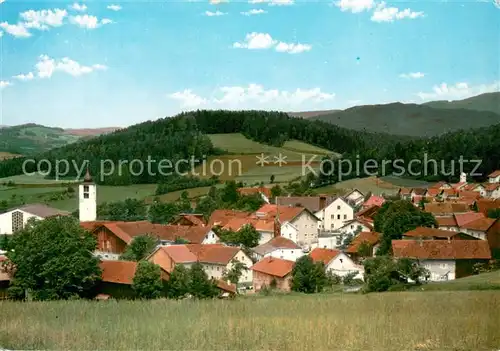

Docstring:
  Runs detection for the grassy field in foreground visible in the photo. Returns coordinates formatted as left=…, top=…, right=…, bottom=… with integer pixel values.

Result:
left=0, top=291, right=498, bottom=350
left=410, top=270, right=500, bottom=291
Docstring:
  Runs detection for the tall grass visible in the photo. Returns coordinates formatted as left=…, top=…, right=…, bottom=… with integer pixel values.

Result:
left=1, top=291, right=499, bottom=350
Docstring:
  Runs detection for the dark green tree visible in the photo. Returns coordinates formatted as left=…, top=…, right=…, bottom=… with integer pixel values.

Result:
left=148, top=202, right=179, bottom=224
left=487, top=208, right=500, bottom=219
left=291, top=255, right=327, bottom=293
left=222, top=259, right=247, bottom=284
left=188, top=262, right=219, bottom=299
left=98, top=199, right=147, bottom=221
left=132, top=261, right=163, bottom=299
left=6, top=217, right=101, bottom=300
left=120, top=235, right=157, bottom=261
left=270, top=185, right=283, bottom=200
left=270, top=175, right=275, bottom=184
left=165, top=264, right=190, bottom=299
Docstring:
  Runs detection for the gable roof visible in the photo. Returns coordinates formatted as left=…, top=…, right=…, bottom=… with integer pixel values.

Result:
left=392, top=240, right=491, bottom=260
left=363, top=195, right=385, bottom=208
left=99, top=260, right=137, bottom=285
left=460, top=217, right=496, bottom=232
left=454, top=212, right=485, bottom=227
left=476, top=199, right=500, bottom=216
left=424, top=202, right=470, bottom=215
left=403, top=227, right=459, bottom=239
left=208, top=210, right=253, bottom=228
left=424, top=188, right=442, bottom=197
left=428, top=181, right=451, bottom=190
left=356, top=205, right=381, bottom=220
left=171, top=214, right=206, bottom=226
left=345, top=189, right=364, bottom=199
left=223, top=217, right=274, bottom=233
left=411, top=188, right=427, bottom=196
left=341, top=217, right=374, bottom=231
left=188, top=244, right=240, bottom=265
left=251, top=256, right=295, bottom=278
left=485, top=183, right=500, bottom=192
left=255, top=204, right=318, bottom=222
left=346, top=232, right=381, bottom=254
left=253, top=236, right=301, bottom=256
left=488, top=170, right=500, bottom=178
left=276, top=196, right=333, bottom=213
left=398, top=187, right=412, bottom=195
left=310, top=248, right=341, bottom=265
left=436, top=216, right=458, bottom=227
left=159, top=245, right=198, bottom=264
left=11, top=203, right=71, bottom=218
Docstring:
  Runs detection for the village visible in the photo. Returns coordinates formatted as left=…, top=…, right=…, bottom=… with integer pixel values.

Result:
left=1, top=168, right=499, bottom=299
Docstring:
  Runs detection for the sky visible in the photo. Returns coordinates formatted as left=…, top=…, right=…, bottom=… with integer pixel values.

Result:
left=0, top=0, right=499, bottom=128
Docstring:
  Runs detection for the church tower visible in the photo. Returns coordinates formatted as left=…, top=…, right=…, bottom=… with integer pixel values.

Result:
left=79, top=168, right=97, bottom=222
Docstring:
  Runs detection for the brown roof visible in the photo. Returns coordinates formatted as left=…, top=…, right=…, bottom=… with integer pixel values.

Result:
left=216, top=279, right=237, bottom=294
left=276, top=196, right=333, bottom=213
left=458, top=191, right=481, bottom=199
left=253, top=236, right=301, bottom=256
left=223, top=217, right=274, bottom=233
left=488, top=170, right=500, bottom=178
left=342, top=217, right=374, bottom=231
left=441, top=188, right=459, bottom=196
left=436, top=216, right=458, bottom=227
left=412, top=188, right=427, bottom=196
left=485, top=183, right=500, bottom=191
left=356, top=205, right=381, bottom=220
left=392, top=240, right=491, bottom=260
left=251, top=256, right=295, bottom=278
left=424, top=202, right=469, bottom=215
left=15, top=203, right=70, bottom=218
left=160, top=246, right=198, bottom=264
left=363, top=195, right=385, bottom=208
left=99, top=260, right=137, bottom=285
left=208, top=210, right=252, bottom=227
left=171, top=214, right=206, bottom=226
left=310, top=248, right=340, bottom=265
left=460, top=217, right=496, bottom=232
left=399, top=187, right=412, bottom=195
left=346, top=232, right=381, bottom=254
left=188, top=244, right=240, bottom=265
left=454, top=212, right=485, bottom=227
left=476, top=199, right=500, bottom=216
left=425, top=188, right=442, bottom=197
left=255, top=204, right=310, bottom=223
left=403, top=227, right=459, bottom=238
left=428, top=181, right=450, bottom=190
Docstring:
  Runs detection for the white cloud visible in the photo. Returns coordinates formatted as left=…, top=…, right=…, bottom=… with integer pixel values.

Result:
left=168, top=90, right=207, bottom=109
left=249, top=0, right=293, bottom=5
left=0, top=22, right=31, bottom=38
left=168, top=84, right=335, bottom=111
left=209, top=0, right=228, bottom=4
left=0, top=31, right=3, bottom=37
left=495, top=0, right=500, bottom=8
left=20, top=9, right=68, bottom=30
left=399, top=72, right=425, bottom=79
left=70, top=15, right=111, bottom=28
left=0, top=0, right=5, bottom=4
left=275, top=42, right=312, bottom=54
left=241, top=9, right=266, bottom=15
left=335, top=0, right=374, bottom=13
left=371, top=2, right=424, bottom=22
left=233, top=32, right=276, bottom=49
left=35, top=55, right=107, bottom=79
left=205, top=10, right=227, bottom=16
left=417, top=81, right=500, bottom=101
left=233, top=32, right=312, bottom=53
left=107, top=4, right=122, bottom=11
left=70, top=3, right=87, bottom=11
left=0, top=81, right=11, bottom=89
left=13, top=72, right=35, bottom=81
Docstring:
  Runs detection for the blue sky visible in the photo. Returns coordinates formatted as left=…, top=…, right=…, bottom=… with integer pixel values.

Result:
left=0, top=0, right=499, bottom=128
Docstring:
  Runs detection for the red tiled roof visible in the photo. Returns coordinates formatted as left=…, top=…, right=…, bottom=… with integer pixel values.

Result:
left=310, top=248, right=340, bottom=265
left=392, top=240, right=491, bottom=260
left=488, top=170, right=500, bottom=178
left=476, top=199, right=500, bottom=216
left=223, top=217, right=274, bottom=233
left=342, top=218, right=374, bottom=231
left=436, top=216, right=458, bottom=227
left=346, top=232, right=381, bottom=254
left=412, top=188, right=427, bottom=196
left=356, top=205, right=381, bottom=220
left=460, top=217, right=496, bottom=232
left=188, top=244, right=240, bottom=265
left=403, top=227, right=458, bottom=238
left=428, top=181, right=450, bottom=190
left=458, top=191, right=481, bottom=199
left=463, top=184, right=483, bottom=191
left=452, top=182, right=467, bottom=190
left=251, top=256, right=295, bottom=278
left=208, top=210, right=253, bottom=227
left=160, top=245, right=198, bottom=264
left=425, top=188, right=441, bottom=197
left=171, top=214, right=206, bottom=226
left=276, top=196, right=334, bottom=213
left=454, top=212, right=485, bottom=227
left=485, top=183, right=500, bottom=191
left=99, top=260, right=137, bottom=285
left=442, top=188, right=459, bottom=196
left=254, top=204, right=309, bottom=223
left=424, top=202, right=469, bottom=215
left=363, top=195, right=385, bottom=208
left=216, top=279, right=237, bottom=294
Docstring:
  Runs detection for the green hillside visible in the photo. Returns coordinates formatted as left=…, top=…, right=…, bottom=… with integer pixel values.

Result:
left=310, top=102, right=500, bottom=137
left=423, top=92, right=500, bottom=115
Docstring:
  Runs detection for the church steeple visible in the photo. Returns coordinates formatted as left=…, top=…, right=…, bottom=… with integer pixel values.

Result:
left=79, top=166, right=97, bottom=222
left=83, top=167, right=94, bottom=183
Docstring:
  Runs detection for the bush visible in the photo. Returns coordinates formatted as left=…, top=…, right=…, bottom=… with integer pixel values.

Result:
left=132, top=261, right=163, bottom=299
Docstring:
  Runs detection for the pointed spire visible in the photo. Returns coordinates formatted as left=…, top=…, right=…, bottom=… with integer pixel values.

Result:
left=83, top=167, right=93, bottom=183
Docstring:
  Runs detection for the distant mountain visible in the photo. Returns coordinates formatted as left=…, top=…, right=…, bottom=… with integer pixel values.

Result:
left=0, top=124, right=120, bottom=155
left=423, top=92, right=500, bottom=115
left=288, top=110, right=341, bottom=119
left=309, top=102, right=500, bottom=137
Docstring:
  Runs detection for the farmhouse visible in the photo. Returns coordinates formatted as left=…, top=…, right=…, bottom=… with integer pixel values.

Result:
left=460, top=217, right=500, bottom=249
left=488, top=170, right=500, bottom=184
left=355, top=205, right=381, bottom=221
left=309, top=248, right=363, bottom=280
left=362, top=195, right=385, bottom=208
left=252, top=236, right=304, bottom=262
left=208, top=210, right=252, bottom=228
left=171, top=214, right=206, bottom=226
left=344, top=189, right=364, bottom=207
left=251, top=256, right=294, bottom=292
left=276, top=195, right=333, bottom=213
left=345, top=231, right=381, bottom=259
left=485, top=183, right=500, bottom=199
left=392, top=240, right=491, bottom=281
left=0, top=204, right=70, bottom=235
left=148, top=244, right=253, bottom=284
left=316, top=197, right=354, bottom=231
left=402, top=227, right=471, bottom=240
left=338, top=217, right=373, bottom=235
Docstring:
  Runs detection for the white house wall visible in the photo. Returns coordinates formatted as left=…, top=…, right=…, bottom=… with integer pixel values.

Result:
left=321, top=198, right=354, bottom=231
left=0, top=210, right=43, bottom=235
left=264, top=248, right=305, bottom=262
left=421, top=260, right=456, bottom=281
left=326, top=252, right=364, bottom=280
left=290, top=211, right=319, bottom=247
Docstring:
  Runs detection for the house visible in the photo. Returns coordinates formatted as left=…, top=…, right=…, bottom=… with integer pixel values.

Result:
left=410, top=188, right=427, bottom=201
left=462, top=184, right=487, bottom=197
left=423, top=188, right=442, bottom=199
left=0, top=203, right=70, bottom=235
left=147, top=244, right=254, bottom=284
left=309, top=248, right=364, bottom=280
left=488, top=170, right=500, bottom=184
left=440, top=188, right=459, bottom=200
left=208, top=210, right=252, bottom=228
left=345, top=231, right=381, bottom=258
left=222, top=217, right=275, bottom=245
left=454, top=212, right=485, bottom=228
left=316, top=197, right=354, bottom=231
left=476, top=199, right=500, bottom=217
left=276, top=195, right=332, bottom=213
left=338, top=217, right=373, bottom=235
left=237, top=187, right=271, bottom=203
left=356, top=205, right=381, bottom=221
left=460, top=217, right=499, bottom=249
left=318, top=231, right=344, bottom=249
left=254, top=204, right=320, bottom=248
left=344, top=189, right=365, bottom=207
left=98, top=260, right=142, bottom=299
left=436, top=216, right=460, bottom=232
left=253, top=236, right=304, bottom=262
left=81, top=221, right=216, bottom=260
left=402, top=227, right=471, bottom=240
left=485, top=183, right=500, bottom=199
left=398, top=188, right=412, bottom=200
left=392, top=240, right=491, bottom=281
left=362, top=195, right=385, bottom=208
left=251, top=256, right=294, bottom=292
left=424, top=202, right=470, bottom=216
left=428, top=181, right=452, bottom=190
left=171, top=214, right=206, bottom=226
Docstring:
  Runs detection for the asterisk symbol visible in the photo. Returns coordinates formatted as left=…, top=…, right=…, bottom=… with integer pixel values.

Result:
left=256, top=153, right=270, bottom=167
left=273, top=153, right=288, bottom=167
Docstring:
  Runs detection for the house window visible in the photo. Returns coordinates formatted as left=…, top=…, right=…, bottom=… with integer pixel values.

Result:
left=331, top=215, right=335, bottom=220
left=84, top=185, right=89, bottom=192
left=350, top=225, right=354, bottom=229
left=217, top=267, right=219, bottom=271
left=336, top=237, right=342, bottom=245
left=344, top=214, right=347, bottom=220
left=337, top=205, right=341, bottom=210
left=12, top=211, right=24, bottom=232
left=291, top=251, right=294, bottom=254
left=337, top=215, right=340, bottom=220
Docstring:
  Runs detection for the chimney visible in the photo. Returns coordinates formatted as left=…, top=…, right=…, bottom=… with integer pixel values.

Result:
left=274, top=197, right=281, bottom=238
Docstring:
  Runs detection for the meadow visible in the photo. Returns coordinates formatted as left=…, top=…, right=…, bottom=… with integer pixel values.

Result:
left=0, top=291, right=498, bottom=350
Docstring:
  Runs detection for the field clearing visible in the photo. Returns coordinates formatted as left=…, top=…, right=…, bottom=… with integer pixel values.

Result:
left=316, top=176, right=402, bottom=196
left=0, top=174, right=78, bottom=185
left=381, top=175, right=431, bottom=188
left=144, top=184, right=225, bottom=204
left=0, top=152, right=22, bottom=161
left=409, top=270, right=500, bottom=291
left=0, top=291, right=498, bottom=350
left=0, top=186, right=67, bottom=202
left=235, top=165, right=311, bottom=184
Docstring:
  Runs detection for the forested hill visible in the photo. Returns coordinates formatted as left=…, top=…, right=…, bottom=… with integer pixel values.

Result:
left=423, top=92, right=500, bottom=115
left=0, top=110, right=498, bottom=184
